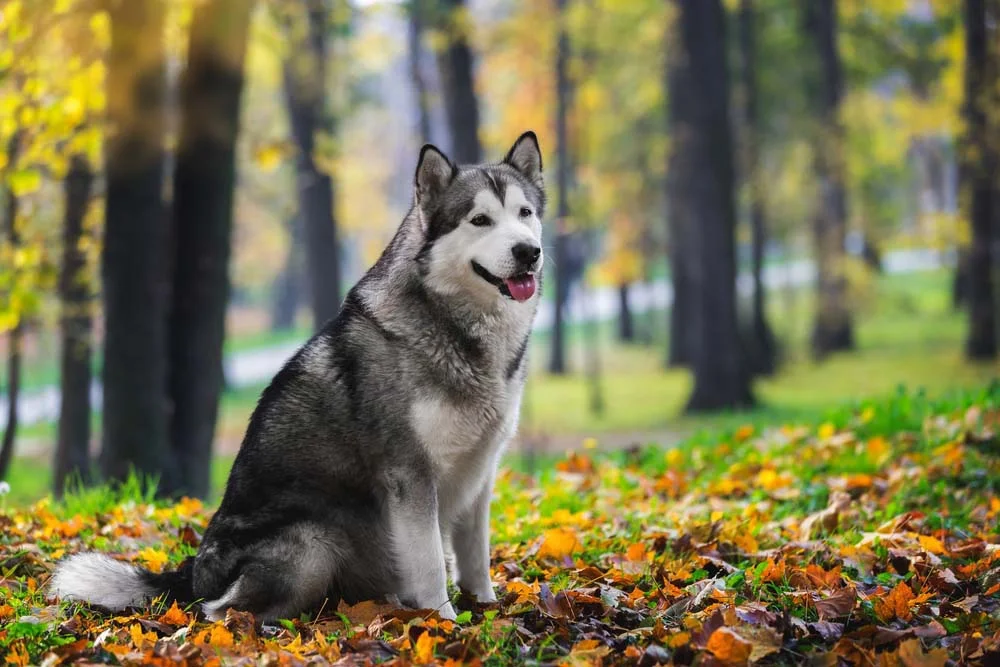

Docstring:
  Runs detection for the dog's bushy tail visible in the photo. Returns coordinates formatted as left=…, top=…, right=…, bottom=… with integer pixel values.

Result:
left=49, top=552, right=194, bottom=611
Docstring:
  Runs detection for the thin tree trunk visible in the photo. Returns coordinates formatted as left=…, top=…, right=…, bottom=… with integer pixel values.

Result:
left=803, top=0, right=854, bottom=358
left=168, top=0, right=253, bottom=499
left=739, top=0, right=776, bottom=376
left=0, top=329, right=20, bottom=484
left=435, top=0, right=481, bottom=163
left=549, top=0, right=571, bottom=375
left=282, top=0, right=341, bottom=330
left=617, top=283, right=634, bottom=342
left=672, top=0, right=754, bottom=412
left=270, top=215, right=306, bottom=331
left=666, top=19, right=695, bottom=368
left=101, top=0, right=177, bottom=491
left=0, top=136, right=21, bottom=482
left=963, top=0, right=997, bottom=359
left=408, top=0, right=432, bottom=144
left=54, top=155, right=94, bottom=496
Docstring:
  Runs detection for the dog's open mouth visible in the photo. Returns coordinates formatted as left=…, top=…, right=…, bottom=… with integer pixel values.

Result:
left=471, top=261, right=537, bottom=302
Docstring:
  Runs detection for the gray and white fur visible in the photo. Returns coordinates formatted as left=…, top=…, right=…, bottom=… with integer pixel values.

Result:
left=49, top=131, right=547, bottom=623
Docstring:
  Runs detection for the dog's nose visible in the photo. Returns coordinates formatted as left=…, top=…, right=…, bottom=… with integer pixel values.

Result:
left=512, top=243, right=541, bottom=267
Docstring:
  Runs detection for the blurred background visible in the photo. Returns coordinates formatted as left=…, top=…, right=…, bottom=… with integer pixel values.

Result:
left=0, top=0, right=997, bottom=502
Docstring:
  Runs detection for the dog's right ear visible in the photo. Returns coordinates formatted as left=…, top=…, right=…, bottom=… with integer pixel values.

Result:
left=414, top=144, right=457, bottom=206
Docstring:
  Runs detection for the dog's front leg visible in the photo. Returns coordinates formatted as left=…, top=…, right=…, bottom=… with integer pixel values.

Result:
left=451, top=477, right=497, bottom=603
left=386, top=471, right=456, bottom=620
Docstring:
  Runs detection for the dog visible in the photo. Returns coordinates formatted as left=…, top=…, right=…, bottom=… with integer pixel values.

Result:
left=50, top=131, right=546, bottom=623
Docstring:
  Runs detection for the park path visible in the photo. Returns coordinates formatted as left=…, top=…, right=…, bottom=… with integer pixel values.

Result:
left=4, top=248, right=945, bottom=435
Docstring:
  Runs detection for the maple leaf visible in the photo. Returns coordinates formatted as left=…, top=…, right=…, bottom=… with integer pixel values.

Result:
left=874, top=582, right=915, bottom=622
left=157, top=600, right=190, bottom=626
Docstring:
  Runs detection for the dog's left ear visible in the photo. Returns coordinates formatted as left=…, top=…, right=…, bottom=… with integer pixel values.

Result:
left=504, top=131, right=543, bottom=188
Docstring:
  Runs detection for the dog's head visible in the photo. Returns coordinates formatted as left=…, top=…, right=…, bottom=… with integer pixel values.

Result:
left=413, top=132, right=546, bottom=308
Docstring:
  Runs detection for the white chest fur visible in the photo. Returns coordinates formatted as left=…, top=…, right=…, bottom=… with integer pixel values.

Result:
left=410, top=386, right=521, bottom=519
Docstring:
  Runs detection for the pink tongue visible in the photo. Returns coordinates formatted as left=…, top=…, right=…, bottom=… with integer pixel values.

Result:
left=505, top=274, right=537, bottom=302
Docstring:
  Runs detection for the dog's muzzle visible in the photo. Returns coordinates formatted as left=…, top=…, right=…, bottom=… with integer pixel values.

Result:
left=471, top=261, right=538, bottom=302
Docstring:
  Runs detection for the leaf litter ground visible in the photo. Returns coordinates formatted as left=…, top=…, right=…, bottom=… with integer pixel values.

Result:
left=2, top=387, right=1000, bottom=665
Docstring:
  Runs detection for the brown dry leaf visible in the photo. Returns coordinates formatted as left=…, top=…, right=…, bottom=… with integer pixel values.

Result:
left=563, top=638, right=612, bottom=666
left=874, top=582, right=915, bottom=623
left=706, top=627, right=753, bottom=665
left=799, top=491, right=852, bottom=540
left=815, top=586, right=857, bottom=621
left=729, top=625, right=782, bottom=663
left=336, top=599, right=399, bottom=626
left=897, top=638, right=948, bottom=667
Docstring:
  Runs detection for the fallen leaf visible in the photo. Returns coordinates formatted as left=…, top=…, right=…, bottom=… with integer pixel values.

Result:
left=412, top=631, right=442, bottom=664
left=799, top=491, right=852, bottom=540
left=707, top=627, right=752, bottom=665
left=537, top=527, right=581, bottom=560
left=874, top=582, right=915, bottom=622
left=897, top=638, right=947, bottom=667
left=815, top=586, right=857, bottom=621
left=157, top=600, right=190, bottom=626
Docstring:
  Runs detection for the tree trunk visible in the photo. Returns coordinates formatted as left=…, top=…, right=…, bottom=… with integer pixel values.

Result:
left=434, top=0, right=481, bottom=163
left=0, top=138, right=21, bottom=483
left=962, top=0, right=997, bottom=359
left=739, top=0, right=776, bottom=376
left=408, top=0, right=433, bottom=144
left=803, top=0, right=854, bottom=358
left=549, top=0, right=571, bottom=375
left=617, top=283, right=635, bottom=343
left=168, top=0, right=253, bottom=499
left=101, top=0, right=177, bottom=492
left=54, top=155, right=94, bottom=496
left=282, top=0, right=341, bottom=330
left=666, top=19, right=695, bottom=368
left=270, top=215, right=306, bottom=332
left=672, top=0, right=754, bottom=412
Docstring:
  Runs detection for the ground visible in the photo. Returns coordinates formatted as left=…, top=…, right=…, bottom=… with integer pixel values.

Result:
left=2, top=386, right=999, bottom=665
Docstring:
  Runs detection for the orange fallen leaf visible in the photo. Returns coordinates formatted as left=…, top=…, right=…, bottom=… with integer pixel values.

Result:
left=537, top=527, right=580, bottom=560
left=412, top=631, right=442, bottom=663
left=707, top=627, right=752, bottom=665
left=874, top=582, right=915, bottom=622
left=626, top=542, right=647, bottom=562
left=157, top=600, right=190, bottom=626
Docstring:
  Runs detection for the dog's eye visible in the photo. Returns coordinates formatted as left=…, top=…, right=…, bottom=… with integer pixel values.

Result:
left=519, top=207, right=533, bottom=219
left=469, top=214, right=492, bottom=227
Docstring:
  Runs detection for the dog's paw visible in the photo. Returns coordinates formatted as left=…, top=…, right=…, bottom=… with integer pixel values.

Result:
left=437, top=601, right=457, bottom=620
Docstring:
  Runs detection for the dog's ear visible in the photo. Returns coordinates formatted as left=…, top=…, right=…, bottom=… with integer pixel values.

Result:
left=503, top=131, right=543, bottom=188
left=415, top=144, right=457, bottom=205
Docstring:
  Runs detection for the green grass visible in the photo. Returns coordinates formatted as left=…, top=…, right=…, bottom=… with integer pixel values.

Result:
left=6, top=269, right=997, bottom=507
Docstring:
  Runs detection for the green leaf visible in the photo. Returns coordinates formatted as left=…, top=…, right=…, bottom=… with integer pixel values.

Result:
left=454, top=610, right=473, bottom=624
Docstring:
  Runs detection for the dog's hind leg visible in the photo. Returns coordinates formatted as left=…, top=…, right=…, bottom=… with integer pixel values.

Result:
left=199, top=524, right=339, bottom=623
left=385, top=470, right=455, bottom=619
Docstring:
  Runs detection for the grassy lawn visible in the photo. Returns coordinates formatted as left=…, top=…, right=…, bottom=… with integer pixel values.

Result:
left=6, top=269, right=997, bottom=506
left=1, top=387, right=998, bottom=664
